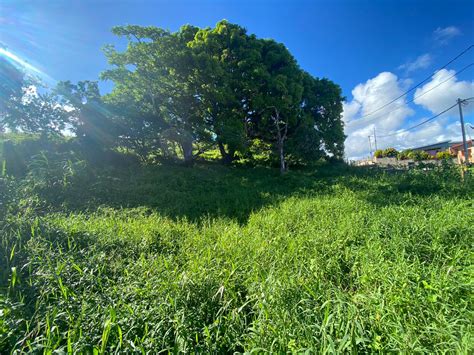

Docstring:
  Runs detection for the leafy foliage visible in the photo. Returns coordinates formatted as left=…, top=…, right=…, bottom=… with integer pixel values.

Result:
left=374, top=147, right=398, bottom=158
left=101, top=21, right=345, bottom=168
left=374, top=149, right=384, bottom=158
left=397, top=150, right=411, bottom=160
left=436, top=150, right=454, bottom=160
left=408, top=150, right=432, bottom=161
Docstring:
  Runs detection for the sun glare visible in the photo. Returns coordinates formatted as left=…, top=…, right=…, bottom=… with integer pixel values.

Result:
left=0, top=47, right=53, bottom=83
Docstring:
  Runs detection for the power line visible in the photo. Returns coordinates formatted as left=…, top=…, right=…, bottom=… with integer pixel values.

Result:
left=378, top=102, right=459, bottom=138
left=358, top=44, right=474, bottom=119
left=377, top=97, right=474, bottom=139
left=362, top=62, right=473, bottom=125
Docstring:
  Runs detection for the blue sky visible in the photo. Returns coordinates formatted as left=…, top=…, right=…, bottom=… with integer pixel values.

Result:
left=1, top=0, right=473, bottom=158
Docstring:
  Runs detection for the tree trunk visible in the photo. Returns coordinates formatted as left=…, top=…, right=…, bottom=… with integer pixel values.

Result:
left=273, top=108, right=288, bottom=174
left=181, top=140, right=194, bottom=165
left=218, top=141, right=234, bottom=165
left=278, top=139, right=286, bottom=174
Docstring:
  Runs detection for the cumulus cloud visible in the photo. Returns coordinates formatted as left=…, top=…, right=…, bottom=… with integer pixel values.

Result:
left=343, top=69, right=474, bottom=160
left=433, top=26, right=461, bottom=45
left=414, top=68, right=474, bottom=115
left=398, top=53, right=432, bottom=73
left=343, top=72, right=414, bottom=158
left=378, top=117, right=465, bottom=152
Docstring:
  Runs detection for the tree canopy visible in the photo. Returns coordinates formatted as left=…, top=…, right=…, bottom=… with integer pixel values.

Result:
left=3, top=20, right=345, bottom=171
left=0, top=57, right=69, bottom=136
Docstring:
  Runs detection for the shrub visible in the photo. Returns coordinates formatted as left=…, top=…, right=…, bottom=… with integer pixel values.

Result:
left=397, top=150, right=411, bottom=160
left=23, top=151, right=89, bottom=208
left=383, top=147, right=398, bottom=157
left=374, top=148, right=398, bottom=159
left=436, top=150, right=453, bottom=160
left=0, top=177, right=20, bottom=220
left=408, top=150, right=431, bottom=162
left=1, top=135, right=68, bottom=177
left=419, top=151, right=432, bottom=161
left=374, top=149, right=384, bottom=158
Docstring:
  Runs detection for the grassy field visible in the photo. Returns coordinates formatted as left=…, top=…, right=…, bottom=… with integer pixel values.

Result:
left=1, top=161, right=473, bottom=353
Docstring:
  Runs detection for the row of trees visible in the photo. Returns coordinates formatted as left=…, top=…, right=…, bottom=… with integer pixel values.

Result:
left=1, top=21, right=345, bottom=172
left=374, top=147, right=454, bottom=161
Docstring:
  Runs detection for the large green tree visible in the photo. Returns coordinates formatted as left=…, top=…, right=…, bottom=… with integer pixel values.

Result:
left=100, top=20, right=345, bottom=168
left=188, top=21, right=261, bottom=163
left=101, top=25, right=207, bottom=163
left=244, top=39, right=304, bottom=172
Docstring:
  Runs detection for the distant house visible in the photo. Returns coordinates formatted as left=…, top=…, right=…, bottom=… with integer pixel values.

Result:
left=449, top=140, right=473, bottom=164
left=411, top=139, right=473, bottom=163
left=355, top=139, right=473, bottom=167
left=411, top=140, right=452, bottom=157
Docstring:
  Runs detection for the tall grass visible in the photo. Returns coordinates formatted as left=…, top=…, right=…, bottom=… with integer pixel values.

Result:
left=1, top=162, right=473, bottom=352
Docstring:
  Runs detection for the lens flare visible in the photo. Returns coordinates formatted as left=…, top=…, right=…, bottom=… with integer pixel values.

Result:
left=0, top=47, right=54, bottom=83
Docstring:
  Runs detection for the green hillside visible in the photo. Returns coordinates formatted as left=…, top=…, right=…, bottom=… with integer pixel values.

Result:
left=1, top=161, right=472, bottom=353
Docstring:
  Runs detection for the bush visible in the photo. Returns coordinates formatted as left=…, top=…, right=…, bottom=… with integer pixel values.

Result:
left=1, top=135, right=68, bottom=177
left=22, top=151, right=89, bottom=208
left=374, top=149, right=384, bottom=158
left=374, top=148, right=398, bottom=158
left=397, top=150, right=411, bottom=160
left=436, top=150, right=453, bottom=160
left=383, top=147, right=398, bottom=157
left=408, top=150, right=431, bottom=162
left=0, top=177, right=20, bottom=220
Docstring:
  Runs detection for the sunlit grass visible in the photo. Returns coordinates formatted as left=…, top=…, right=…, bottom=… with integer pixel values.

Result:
left=1, top=163, right=473, bottom=352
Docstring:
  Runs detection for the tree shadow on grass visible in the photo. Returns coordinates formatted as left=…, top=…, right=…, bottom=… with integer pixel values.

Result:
left=41, top=162, right=339, bottom=223
left=40, top=162, right=471, bottom=223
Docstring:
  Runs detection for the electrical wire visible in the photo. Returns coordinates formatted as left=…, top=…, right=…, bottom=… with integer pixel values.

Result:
left=378, top=97, right=474, bottom=138
left=361, top=62, right=473, bottom=125
left=377, top=102, right=458, bottom=138
left=358, top=44, right=474, bottom=119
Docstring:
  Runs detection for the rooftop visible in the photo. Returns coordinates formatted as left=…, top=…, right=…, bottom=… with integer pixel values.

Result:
left=450, top=139, right=473, bottom=149
left=411, top=140, right=452, bottom=151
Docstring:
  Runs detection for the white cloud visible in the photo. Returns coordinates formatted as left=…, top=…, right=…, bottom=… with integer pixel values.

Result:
left=433, top=26, right=461, bottom=45
left=343, top=72, right=414, bottom=159
left=398, top=53, right=432, bottom=73
left=342, top=100, right=360, bottom=124
left=414, top=69, right=474, bottom=115
left=379, top=117, right=464, bottom=151
left=344, top=69, right=474, bottom=160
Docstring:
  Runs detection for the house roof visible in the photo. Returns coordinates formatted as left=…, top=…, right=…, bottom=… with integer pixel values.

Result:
left=411, top=140, right=452, bottom=151
left=450, top=139, right=473, bottom=149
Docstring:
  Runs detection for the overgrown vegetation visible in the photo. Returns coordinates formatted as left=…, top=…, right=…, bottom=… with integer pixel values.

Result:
left=1, top=18, right=472, bottom=354
left=1, top=148, right=473, bottom=352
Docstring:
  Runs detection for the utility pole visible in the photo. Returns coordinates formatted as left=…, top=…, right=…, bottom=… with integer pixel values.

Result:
left=457, top=98, right=470, bottom=165
left=368, top=135, right=373, bottom=158
left=373, top=127, right=378, bottom=151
